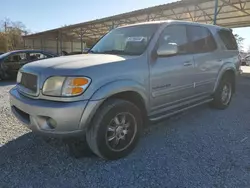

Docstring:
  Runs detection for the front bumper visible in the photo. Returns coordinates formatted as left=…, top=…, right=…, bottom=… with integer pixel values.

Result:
left=9, top=87, right=102, bottom=137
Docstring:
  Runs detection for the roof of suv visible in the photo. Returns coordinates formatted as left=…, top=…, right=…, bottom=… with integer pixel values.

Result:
left=119, top=20, right=230, bottom=31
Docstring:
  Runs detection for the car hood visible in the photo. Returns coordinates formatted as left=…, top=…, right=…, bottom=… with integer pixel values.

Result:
left=22, top=54, right=136, bottom=74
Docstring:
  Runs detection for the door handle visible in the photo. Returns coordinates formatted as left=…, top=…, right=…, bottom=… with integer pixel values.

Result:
left=183, top=62, right=193, bottom=66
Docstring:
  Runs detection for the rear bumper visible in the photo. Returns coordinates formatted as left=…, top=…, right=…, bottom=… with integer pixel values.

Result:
left=9, top=87, right=102, bottom=137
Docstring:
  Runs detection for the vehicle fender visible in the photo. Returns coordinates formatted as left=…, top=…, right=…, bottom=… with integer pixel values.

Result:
left=78, top=80, right=149, bottom=131
left=213, top=62, right=236, bottom=93
left=90, top=79, right=148, bottom=108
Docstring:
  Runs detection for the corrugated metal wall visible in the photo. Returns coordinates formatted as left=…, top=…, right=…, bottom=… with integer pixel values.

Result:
left=24, top=39, right=86, bottom=54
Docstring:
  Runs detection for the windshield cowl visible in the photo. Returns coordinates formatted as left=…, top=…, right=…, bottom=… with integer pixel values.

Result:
left=89, top=49, right=140, bottom=56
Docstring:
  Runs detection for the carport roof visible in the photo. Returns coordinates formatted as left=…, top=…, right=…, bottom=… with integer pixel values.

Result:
left=24, top=0, right=250, bottom=41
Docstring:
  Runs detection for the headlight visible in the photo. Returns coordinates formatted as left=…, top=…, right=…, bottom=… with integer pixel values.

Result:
left=42, top=76, right=91, bottom=97
left=17, top=71, right=22, bottom=83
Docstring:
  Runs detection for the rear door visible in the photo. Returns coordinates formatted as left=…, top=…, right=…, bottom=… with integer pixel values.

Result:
left=3, top=52, right=28, bottom=73
left=187, top=25, right=218, bottom=95
left=217, top=29, right=239, bottom=69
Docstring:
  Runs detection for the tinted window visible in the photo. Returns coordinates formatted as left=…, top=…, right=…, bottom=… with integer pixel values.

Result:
left=218, top=29, right=238, bottom=50
left=158, top=25, right=189, bottom=54
left=187, top=26, right=217, bottom=53
left=5, top=53, right=27, bottom=63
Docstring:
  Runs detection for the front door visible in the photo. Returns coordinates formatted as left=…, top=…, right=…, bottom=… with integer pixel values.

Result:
left=150, top=24, right=195, bottom=115
left=3, top=52, right=28, bottom=74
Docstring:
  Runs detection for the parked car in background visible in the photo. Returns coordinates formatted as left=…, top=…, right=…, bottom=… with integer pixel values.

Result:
left=10, top=21, right=239, bottom=160
left=241, top=55, right=250, bottom=66
left=83, top=48, right=90, bottom=53
left=67, top=51, right=83, bottom=55
left=62, top=48, right=90, bottom=56
left=0, top=49, right=57, bottom=80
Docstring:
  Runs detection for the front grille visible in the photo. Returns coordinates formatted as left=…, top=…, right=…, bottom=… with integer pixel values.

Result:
left=20, top=72, right=38, bottom=93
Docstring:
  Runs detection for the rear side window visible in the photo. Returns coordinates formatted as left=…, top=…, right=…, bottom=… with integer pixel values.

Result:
left=218, top=29, right=238, bottom=50
left=187, top=25, right=217, bottom=53
left=29, top=52, right=51, bottom=61
left=5, top=53, right=27, bottom=63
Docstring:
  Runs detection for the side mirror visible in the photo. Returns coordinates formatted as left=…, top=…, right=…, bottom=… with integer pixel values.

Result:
left=157, top=43, right=178, bottom=57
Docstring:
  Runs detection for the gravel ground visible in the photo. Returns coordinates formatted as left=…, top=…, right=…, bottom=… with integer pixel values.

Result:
left=1, top=76, right=250, bottom=188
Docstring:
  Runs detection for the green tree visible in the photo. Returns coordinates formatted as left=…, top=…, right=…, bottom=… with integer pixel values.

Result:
left=0, top=19, right=29, bottom=52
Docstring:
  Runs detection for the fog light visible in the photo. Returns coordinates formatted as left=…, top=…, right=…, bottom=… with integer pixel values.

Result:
left=47, top=118, right=57, bottom=129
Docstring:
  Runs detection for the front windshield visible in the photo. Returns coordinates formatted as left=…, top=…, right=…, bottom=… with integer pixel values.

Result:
left=90, top=24, right=160, bottom=55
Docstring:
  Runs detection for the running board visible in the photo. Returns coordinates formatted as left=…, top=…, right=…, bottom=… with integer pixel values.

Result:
left=149, top=98, right=213, bottom=122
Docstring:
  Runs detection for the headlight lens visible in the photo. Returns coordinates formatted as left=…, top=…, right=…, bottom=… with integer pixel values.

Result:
left=42, top=76, right=65, bottom=96
left=42, top=76, right=91, bottom=97
left=16, top=71, right=22, bottom=83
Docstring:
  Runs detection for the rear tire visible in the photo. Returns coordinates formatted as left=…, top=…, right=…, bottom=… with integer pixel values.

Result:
left=211, top=76, right=233, bottom=109
left=86, top=99, right=142, bottom=160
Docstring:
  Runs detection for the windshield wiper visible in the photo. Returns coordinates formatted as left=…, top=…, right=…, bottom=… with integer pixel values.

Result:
left=100, top=50, right=124, bottom=54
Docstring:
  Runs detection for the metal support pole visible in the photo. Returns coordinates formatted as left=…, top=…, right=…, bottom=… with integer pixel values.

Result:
left=60, top=31, right=63, bottom=54
left=110, top=21, right=115, bottom=31
left=40, top=39, right=43, bottom=50
left=147, top=14, right=150, bottom=21
left=56, top=36, right=59, bottom=55
left=213, top=0, right=219, bottom=25
left=71, top=40, right=73, bottom=52
left=32, top=39, right=34, bottom=49
left=80, top=28, right=83, bottom=53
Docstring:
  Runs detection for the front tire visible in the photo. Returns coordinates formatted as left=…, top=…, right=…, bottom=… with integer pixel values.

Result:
left=86, top=99, right=142, bottom=160
left=211, top=76, right=233, bottom=109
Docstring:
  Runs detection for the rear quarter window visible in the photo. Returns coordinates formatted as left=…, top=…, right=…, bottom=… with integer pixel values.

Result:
left=218, top=29, right=238, bottom=50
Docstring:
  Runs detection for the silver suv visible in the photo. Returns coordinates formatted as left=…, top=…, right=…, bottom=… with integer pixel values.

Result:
left=10, top=20, right=240, bottom=160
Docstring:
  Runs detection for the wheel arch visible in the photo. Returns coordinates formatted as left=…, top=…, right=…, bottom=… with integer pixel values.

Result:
left=90, top=79, right=149, bottom=110
left=103, top=91, right=148, bottom=123
left=214, top=67, right=236, bottom=94
left=80, top=80, right=149, bottom=131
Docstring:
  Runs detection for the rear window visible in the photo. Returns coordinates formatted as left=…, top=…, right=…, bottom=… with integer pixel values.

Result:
left=218, top=29, right=238, bottom=50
